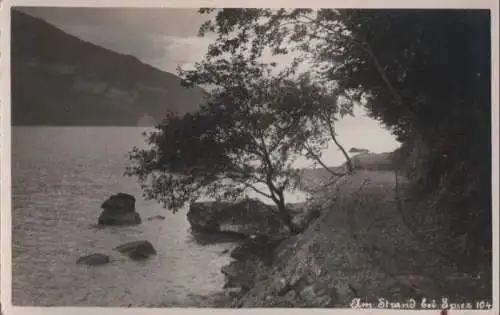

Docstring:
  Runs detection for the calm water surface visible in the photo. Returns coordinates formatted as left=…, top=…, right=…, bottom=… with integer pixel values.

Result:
left=11, top=127, right=310, bottom=307
left=12, top=125, right=398, bottom=306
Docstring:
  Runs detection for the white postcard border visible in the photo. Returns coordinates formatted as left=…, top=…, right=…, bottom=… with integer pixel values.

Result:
left=1, top=1, right=498, bottom=315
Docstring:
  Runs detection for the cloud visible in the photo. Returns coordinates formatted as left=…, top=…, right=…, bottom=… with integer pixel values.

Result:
left=31, top=19, right=212, bottom=74
left=150, top=36, right=214, bottom=73
left=17, top=7, right=214, bottom=38
left=19, top=7, right=309, bottom=75
left=17, top=7, right=215, bottom=74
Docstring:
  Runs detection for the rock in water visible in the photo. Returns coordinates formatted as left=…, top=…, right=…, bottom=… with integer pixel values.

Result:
left=187, top=199, right=288, bottom=237
left=76, top=253, right=111, bottom=266
left=147, top=215, right=166, bottom=221
left=113, top=240, right=157, bottom=260
left=98, top=212, right=141, bottom=226
left=98, top=193, right=142, bottom=226
left=101, top=193, right=135, bottom=211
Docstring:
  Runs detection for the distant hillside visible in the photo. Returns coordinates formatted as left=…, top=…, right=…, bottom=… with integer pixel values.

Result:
left=11, top=9, right=207, bottom=126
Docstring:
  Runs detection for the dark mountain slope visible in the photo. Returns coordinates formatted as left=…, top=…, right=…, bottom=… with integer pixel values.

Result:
left=11, top=9, right=207, bottom=126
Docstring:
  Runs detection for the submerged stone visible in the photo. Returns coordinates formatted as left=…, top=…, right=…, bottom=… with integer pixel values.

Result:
left=114, top=240, right=157, bottom=260
left=147, top=215, right=166, bottom=221
left=76, top=253, right=111, bottom=266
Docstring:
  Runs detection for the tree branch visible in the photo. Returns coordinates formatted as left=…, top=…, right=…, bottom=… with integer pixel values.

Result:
left=296, top=13, right=417, bottom=123
left=359, top=40, right=417, bottom=122
left=321, top=112, right=354, bottom=173
left=303, top=141, right=346, bottom=177
left=269, top=120, right=300, bottom=153
left=233, top=179, right=274, bottom=200
left=252, top=120, right=282, bottom=199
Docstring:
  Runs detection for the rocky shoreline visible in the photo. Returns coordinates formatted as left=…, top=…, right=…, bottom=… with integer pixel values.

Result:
left=221, top=206, right=327, bottom=306
left=186, top=223, right=318, bottom=307
left=187, top=152, right=492, bottom=308
left=184, top=169, right=329, bottom=307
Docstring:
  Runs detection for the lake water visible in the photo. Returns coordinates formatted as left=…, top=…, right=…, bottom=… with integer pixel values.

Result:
left=10, top=127, right=304, bottom=307
left=11, top=125, right=399, bottom=307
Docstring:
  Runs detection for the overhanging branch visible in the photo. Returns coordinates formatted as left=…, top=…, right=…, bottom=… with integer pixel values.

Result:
left=296, top=13, right=417, bottom=123
left=233, top=179, right=274, bottom=200
left=321, top=113, right=353, bottom=173
left=303, top=141, right=346, bottom=177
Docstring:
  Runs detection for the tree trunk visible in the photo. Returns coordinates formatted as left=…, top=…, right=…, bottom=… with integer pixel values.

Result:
left=275, top=193, right=302, bottom=235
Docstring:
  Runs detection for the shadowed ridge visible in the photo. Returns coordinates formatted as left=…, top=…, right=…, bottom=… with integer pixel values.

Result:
left=11, top=9, right=207, bottom=126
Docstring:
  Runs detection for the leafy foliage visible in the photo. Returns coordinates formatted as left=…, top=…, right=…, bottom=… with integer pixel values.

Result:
left=127, top=55, right=347, bottom=234
left=127, top=8, right=490, bottom=257
left=195, top=8, right=492, bottom=258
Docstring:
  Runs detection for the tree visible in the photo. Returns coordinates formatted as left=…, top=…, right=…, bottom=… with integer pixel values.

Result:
left=195, top=8, right=492, bottom=257
left=126, top=55, right=343, bottom=234
left=197, top=8, right=489, bottom=146
left=198, top=9, right=373, bottom=175
left=288, top=75, right=355, bottom=176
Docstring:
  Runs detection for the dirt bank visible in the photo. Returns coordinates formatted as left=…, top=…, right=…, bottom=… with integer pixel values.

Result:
left=226, top=168, right=491, bottom=308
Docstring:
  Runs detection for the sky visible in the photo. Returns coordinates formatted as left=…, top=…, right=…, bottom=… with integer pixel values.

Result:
left=17, top=7, right=401, bottom=163
left=17, top=7, right=216, bottom=73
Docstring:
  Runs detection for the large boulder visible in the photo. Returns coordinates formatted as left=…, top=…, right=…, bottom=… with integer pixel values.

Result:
left=76, top=253, right=111, bottom=266
left=113, top=240, right=157, bottom=260
left=187, top=199, right=289, bottom=237
left=98, top=193, right=142, bottom=226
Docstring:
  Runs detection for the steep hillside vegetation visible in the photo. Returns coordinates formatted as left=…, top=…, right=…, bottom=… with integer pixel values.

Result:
left=11, top=9, right=206, bottom=126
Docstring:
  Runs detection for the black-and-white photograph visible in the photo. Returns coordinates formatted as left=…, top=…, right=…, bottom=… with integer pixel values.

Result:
left=5, top=3, right=498, bottom=311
